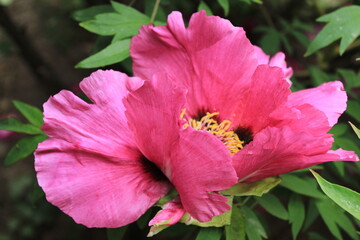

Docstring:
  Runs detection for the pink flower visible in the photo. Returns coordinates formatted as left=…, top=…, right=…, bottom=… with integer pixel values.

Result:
left=35, top=11, right=358, bottom=229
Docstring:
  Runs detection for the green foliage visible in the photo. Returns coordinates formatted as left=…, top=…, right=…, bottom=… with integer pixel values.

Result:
left=4, top=135, right=47, bottom=167
left=75, top=39, right=130, bottom=68
left=198, top=1, right=213, bottom=16
left=311, top=170, right=360, bottom=221
left=195, top=227, right=223, bottom=240
left=75, top=1, right=151, bottom=68
left=256, top=193, right=288, bottom=220
left=280, top=174, right=324, bottom=199
left=225, top=207, right=246, bottom=240
left=221, top=176, right=281, bottom=196
left=306, top=6, right=360, bottom=56
left=107, top=226, right=128, bottom=240
left=217, top=0, right=230, bottom=16
left=349, top=122, right=360, bottom=139
left=12, top=100, right=44, bottom=127
left=242, top=206, right=267, bottom=240
left=0, top=118, right=43, bottom=135
left=288, top=194, right=305, bottom=240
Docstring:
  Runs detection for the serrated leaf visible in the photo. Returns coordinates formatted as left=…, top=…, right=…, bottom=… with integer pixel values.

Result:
left=13, top=100, right=43, bottom=127
left=288, top=194, right=305, bottom=240
left=256, top=193, right=288, bottom=220
left=198, top=1, right=213, bottom=16
left=349, top=122, right=360, bottom=139
left=306, top=6, right=360, bottom=56
left=311, top=170, right=360, bottom=221
left=195, top=227, right=223, bottom=240
left=242, top=206, right=267, bottom=240
left=217, top=0, right=230, bottom=16
left=4, top=135, right=47, bottom=166
left=280, top=174, right=324, bottom=199
left=72, top=5, right=113, bottom=22
left=0, top=118, right=43, bottom=135
left=225, top=207, right=245, bottom=240
left=221, top=176, right=281, bottom=197
left=107, top=226, right=127, bottom=240
left=316, top=200, right=343, bottom=240
left=76, top=39, right=130, bottom=68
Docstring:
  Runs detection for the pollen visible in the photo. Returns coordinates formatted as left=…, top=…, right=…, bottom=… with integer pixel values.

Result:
left=180, top=109, right=244, bottom=155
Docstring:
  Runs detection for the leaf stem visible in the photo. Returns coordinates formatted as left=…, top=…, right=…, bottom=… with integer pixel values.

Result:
left=150, top=0, right=161, bottom=24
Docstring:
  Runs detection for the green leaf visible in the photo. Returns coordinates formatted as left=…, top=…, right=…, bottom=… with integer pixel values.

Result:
left=72, top=5, right=113, bottom=22
left=347, top=100, right=360, bottom=122
left=198, top=1, right=213, bottom=16
left=195, top=227, right=223, bottom=240
left=221, top=176, right=281, bottom=197
left=79, top=13, right=147, bottom=37
left=13, top=100, right=43, bottom=127
left=329, top=123, right=348, bottom=137
left=316, top=200, right=343, bottom=240
left=309, top=66, right=331, bottom=86
left=0, top=118, right=43, bottom=135
left=256, top=193, right=288, bottom=220
left=136, top=209, right=153, bottom=230
left=217, top=0, right=230, bottom=16
left=107, top=226, right=127, bottom=240
left=181, top=196, right=233, bottom=227
left=155, top=188, right=178, bottom=206
left=257, top=27, right=282, bottom=54
left=303, top=199, right=319, bottom=231
left=288, top=194, right=305, bottom=240
left=306, top=6, right=360, bottom=56
left=242, top=206, right=267, bottom=240
left=4, top=135, right=47, bottom=166
left=76, top=39, right=130, bottom=68
left=280, top=174, right=324, bottom=199
left=225, top=207, right=245, bottom=240
left=349, top=122, right=360, bottom=139
left=111, top=1, right=149, bottom=22
left=30, top=180, right=45, bottom=205
left=311, top=170, right=360, bottom=221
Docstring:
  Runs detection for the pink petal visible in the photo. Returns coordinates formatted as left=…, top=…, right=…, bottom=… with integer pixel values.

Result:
left=124, top=75, right=237, bottom=222
left=233, top=126, right=358, bottom=182
left=253, top=46, right=293, bottom=80
left=287, top=81, right=347, bottom=127
left=149, top=197, right=185, bottom=227
left=124, top=73, right=186, bottom=169
left=131, top=11, right=257, bottom=117
left=42, top=70, right=143, bottom=158
left=232, top=65, right=291, bottom=134
left=35, top=138, right=171, bottom=228
left=171, top=128, right=238, bottom=222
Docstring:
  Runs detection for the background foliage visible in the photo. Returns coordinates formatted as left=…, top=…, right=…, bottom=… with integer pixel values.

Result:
left=0, top=0, right=359, bottom=239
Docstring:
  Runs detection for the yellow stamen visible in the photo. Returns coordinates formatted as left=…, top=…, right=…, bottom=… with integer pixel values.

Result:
left=180, top=109, right=244, bottom=155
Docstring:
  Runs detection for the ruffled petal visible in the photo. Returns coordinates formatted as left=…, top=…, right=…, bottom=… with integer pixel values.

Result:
left=124, top=75, right=237, bottom=222
left=124, top=73, right=186, bottom=169
left=287, top=81, right=347, bottom=127
left=35, top=138, right=171, bottom=228
left=233, top=126, right=358, bottom=182
left=253, top=46, right=293, bottom=80
left=170, top=128, right=238, bottom=222
left=42, top=70, right=144, bottom=158
left=232, top=65, right=291, bottom=134
left=149, top=197, right=185, bottom=227
left=131, top=11, right=257, bottom=117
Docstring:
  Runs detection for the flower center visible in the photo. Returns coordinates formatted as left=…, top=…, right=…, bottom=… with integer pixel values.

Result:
left=180, top=109, right=244, bottom=155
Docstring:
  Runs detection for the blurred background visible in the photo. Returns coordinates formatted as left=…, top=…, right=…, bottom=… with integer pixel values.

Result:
left=0, top=0, right=359, bottom=239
